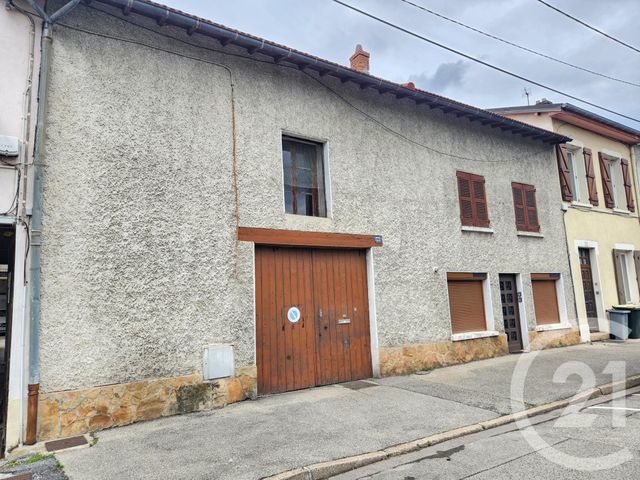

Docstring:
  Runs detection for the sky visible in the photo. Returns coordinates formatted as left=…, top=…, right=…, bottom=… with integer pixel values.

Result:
left=159, top=0, right=640, bottom=129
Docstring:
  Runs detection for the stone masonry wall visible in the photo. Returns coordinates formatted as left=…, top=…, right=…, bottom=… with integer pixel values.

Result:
left=38, top=367, right=256, bottom=441
left=379, top=335, right=509, bottom=377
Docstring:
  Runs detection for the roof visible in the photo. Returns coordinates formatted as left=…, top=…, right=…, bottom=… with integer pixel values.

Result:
left=90, top=0, right=569, bottom=145
left=490, top=103, right=640, bottom=144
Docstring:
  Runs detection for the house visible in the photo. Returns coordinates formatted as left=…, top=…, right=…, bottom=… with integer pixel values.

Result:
left=491, top=101, right=640, bottom=340
left=4, top=0, right=580, bottom=446
left=0, top=1, right=43, bottom=454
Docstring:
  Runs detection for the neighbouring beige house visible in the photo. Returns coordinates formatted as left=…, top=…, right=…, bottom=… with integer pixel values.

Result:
left=4, top=0, right=585, bottom=446
left=492, top=101, right=640, bottom=341
left=0, top=0, right=43, bottom=454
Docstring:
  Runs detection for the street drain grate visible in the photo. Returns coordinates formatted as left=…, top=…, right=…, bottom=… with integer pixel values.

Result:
left=341, top=380, right=378, bottom=390
left=45, top=435, right=88, bottom=452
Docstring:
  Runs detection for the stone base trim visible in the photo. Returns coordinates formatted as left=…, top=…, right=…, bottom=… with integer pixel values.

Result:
left=528, top=328, right=581, bottom=351
left=378, top=335, right=509, bottom=377
left=38, top=366, right=256, bottom=441
left=589, top=331, right=610, bottom=342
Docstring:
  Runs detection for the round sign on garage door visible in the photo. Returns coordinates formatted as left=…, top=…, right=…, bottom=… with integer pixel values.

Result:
left=287, top=306, right=301, bottom=324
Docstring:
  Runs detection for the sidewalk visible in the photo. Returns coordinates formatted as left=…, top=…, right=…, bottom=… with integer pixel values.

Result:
left=55, top=342, right=640, bottom=480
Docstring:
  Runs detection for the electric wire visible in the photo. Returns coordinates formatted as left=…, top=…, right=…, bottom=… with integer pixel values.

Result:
left=57, top=19, right=550, bottom=165
left=535, top=0, right=640, bottom=54
left=331, top=0, right=640, bottom=124
left=397, top=0, right=640, bottom=88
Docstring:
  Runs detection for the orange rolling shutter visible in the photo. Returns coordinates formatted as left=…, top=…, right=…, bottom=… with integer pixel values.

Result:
left=447, top=276, right=487, bottom=334
left=532, top=279, right=560, bottom=325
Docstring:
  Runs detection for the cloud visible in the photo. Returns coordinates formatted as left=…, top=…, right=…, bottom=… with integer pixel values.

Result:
left=409, top=60, right=469, bottom=93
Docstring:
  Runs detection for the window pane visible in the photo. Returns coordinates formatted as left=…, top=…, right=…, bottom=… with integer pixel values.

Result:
left=281, top=137, right=327, bottom=217
left=282, top=142, right=294, bottom=214
left=574, top=150, right=586, bottom=203
left=296, top=142, right=315, bottom=170
left=315, top=151, right=326, bottom=217
left=296, top=166, right=313, bottom=189
left=295, top=190, right=314, bottom=216
left=284, top=188, right=293, bottom=214
left=621, top=254, right=631, bottom=303
left=612, top=161, right=627, bottom=209
left=568, top=150, right=583, bottom=202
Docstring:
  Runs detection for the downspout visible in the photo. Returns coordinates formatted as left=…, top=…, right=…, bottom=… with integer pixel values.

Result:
left=22, top=0, right=81, bottom=445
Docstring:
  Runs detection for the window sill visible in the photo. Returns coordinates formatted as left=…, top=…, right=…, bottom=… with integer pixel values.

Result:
left=461, top=226, right=494, bottom=234
left=451, top=330, right=500, bottom=342
left=517, top=231, right=544, bottom=238
left=613, top=208, right=631, bottom=215
left=535, top=323, right=572, bottom=332
left=284, top=213, right=332, bottom=221
left=570, top=201, right=592, bottom=209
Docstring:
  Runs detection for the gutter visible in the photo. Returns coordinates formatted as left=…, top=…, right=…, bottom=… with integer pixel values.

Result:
left=23, top=0, right=82, bottom=446
left=93, top=0, right=568, bottom=145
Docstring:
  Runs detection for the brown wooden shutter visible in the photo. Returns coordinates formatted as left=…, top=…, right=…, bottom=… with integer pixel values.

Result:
left=523, top=185, right=540, bottom=232
left=512, top=183, right=539, bottom=232
left=532, top=279, right=560, bottom=325
left=512, top=183, right=527, bottom=231
left=457, top=171, right=489, bottom=227
left=583, top=148, right=599, bottom=206
left=599, top=152, right=615, bottom=208
left=555, top=144, right=573, bottom=201
left=621, top=158, right=635, bottom=212
left=471, top=176, right=490, bottom=227
left=457, top=172, right=474, bottom=226
left=613, top=249, right=627, bottom=304
left=447, top=278, right=487, bottom=333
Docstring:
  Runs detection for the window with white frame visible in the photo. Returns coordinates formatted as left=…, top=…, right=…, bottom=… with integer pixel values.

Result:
left=600, top=152, right=634, bottom=212
left=613, top=249, right=634, bottom=304
left=608, top=158, right=627, bottom=209
left=566, top=147, right=587, bottom=204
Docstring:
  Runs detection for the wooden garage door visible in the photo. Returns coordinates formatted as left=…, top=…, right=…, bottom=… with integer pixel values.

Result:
left=532, top=279, right=560, bottom=325
left=447, top=279, right=487, bottom=333
left=255, top=247, right=372, bottom=395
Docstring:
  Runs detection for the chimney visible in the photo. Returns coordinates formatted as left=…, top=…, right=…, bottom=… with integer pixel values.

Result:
left=349, top=44, right=370, bottom=74
left=401, top=82, right=416, bottom=90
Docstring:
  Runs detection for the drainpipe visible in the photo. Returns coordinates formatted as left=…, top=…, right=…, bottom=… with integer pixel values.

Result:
left=23, top=0, right=81, bottom=446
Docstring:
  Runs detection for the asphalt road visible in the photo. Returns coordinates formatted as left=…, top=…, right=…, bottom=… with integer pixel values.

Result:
left=335, top=389, right=640, bottom=479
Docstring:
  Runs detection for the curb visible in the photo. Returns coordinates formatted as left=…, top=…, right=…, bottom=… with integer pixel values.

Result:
left=263, top=375, right=640, bottom=480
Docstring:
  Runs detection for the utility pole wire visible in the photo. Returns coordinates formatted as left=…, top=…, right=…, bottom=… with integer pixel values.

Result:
left=330, top=0, right=640, bottom=124
left=398, top=0, right=640, bottom=88
left=536, top=0, right=640, bottom=54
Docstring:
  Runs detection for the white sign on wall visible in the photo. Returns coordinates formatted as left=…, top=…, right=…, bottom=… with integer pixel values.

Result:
left=287, top=306, right=301, bottom=324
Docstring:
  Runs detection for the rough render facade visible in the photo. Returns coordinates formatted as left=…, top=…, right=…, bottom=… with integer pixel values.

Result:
left=37, top=3, right=578, bottom=439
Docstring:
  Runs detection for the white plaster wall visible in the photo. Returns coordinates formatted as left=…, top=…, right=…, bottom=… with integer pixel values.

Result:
left=39, top=3, right=576, bottom=392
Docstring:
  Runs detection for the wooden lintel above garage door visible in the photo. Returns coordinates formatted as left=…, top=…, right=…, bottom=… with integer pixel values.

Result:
left=237, top=227, right=383, bottom=249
